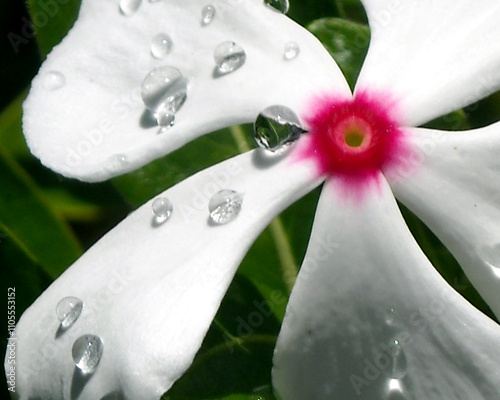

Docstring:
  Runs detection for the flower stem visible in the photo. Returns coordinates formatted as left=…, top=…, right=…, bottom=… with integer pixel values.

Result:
left=229, top=125, right=298, bottom=294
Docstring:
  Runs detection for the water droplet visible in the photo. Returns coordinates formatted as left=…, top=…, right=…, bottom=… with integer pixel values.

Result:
left=151, top=33, right=173, bottom=59
left=108, top=154, right=129, bottom=172
left=385, top=308, right=396, bottom=326
left=56, top=297, right=83, bottom=329
left=479, top=243, right=500, bottom=273
left=214, top=41, right=246, bottom=74
left=141, top=66, right=188, bottom=127
left=119, top=0, right=141, bottom=15
left=284, top=41, right=299, bottom=60
left=72, top=335, right=103, bottom=374
left=43, top=71, right=65, bottom=90
left=386, top=378, right=407, bottom=400
left=152, top=197, right=173, bottom=224
left=389, top=339, right=408, bottom=379
left=209, top=190, right=243, bottom=225
left=264, top=0, right=289, bottom=14
left=202, top=4, right=216, bottom=25
left=254, top=105, right=303, bottom=152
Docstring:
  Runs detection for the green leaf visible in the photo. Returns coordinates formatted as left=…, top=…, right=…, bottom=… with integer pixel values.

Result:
left=0, top=148, right=81, bottom=278
left=27, top=0, right=81, bottom=57
left=308, top=17, right=370, bottom=90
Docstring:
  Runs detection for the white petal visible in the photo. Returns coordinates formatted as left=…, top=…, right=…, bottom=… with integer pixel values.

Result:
left=11, top=148, right=321, bottom=400
left=23, top=0, right=349, bottom=182
left=356, top=0, right=500, bottom=126
left=390, top=124, right=500, bottom=320
left=273, top=176, right=500, bottom=400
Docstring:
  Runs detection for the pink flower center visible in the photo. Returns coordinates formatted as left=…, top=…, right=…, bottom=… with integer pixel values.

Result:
left=298, top=91, right=410, bottom=196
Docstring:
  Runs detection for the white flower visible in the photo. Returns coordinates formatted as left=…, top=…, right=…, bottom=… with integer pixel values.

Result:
left=10, top=0, right=500, bottom=399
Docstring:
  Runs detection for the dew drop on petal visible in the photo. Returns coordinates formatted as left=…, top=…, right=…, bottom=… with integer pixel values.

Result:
left=385, top=378, right=407, bottom=400
left=389, top=339, right=408, bottom=379
left=201, top=4, right=216, bottom=25
left=254, top=105, right=303, bottom=152
left=108, top=154, right=129, bottom=172
left=479, top=243, right=500, bottom=275
left=56, top=297, right=83, bottom=329
left=385, top=307, right=396, bottom=326
left=152, top=196, right=173, bottom=224
left=43, top=71, right=65, bottom=90
left=264, top=0, right=289, bottom=14
left=141, top=66, right=188, bottom=126
left=151, top=33, right=173, bottom=59
left=209, top=190, right=243, bottom=225
left=214, top=41, right=246, bottom=74
left=283, top=41, right=299, bottom=60
left=72, top=335, right=103, bottom=374
left=119, top=0, right=141, bottom=15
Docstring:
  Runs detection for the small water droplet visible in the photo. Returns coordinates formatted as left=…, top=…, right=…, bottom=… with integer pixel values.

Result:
left=214, top=41, right=246, bottom=74
left=201, top=4, right=216, bottom=25
left=151, top=33, right=173, bottom=59
left=72, top=335, right=103, bottom=374
left=479, top=243, right=500, bottom=273
left=119, top=0, right=141, bottom=15
left=108, top=154, right=129, bottom=172
left=56, top=297, right=83, bottom=329
left=141, top=66, right=188, bottom=127
left=152, top=197, right=173, bottom=224
left=385, top=308, right=396, bottom=325
left=284, top=41, right=299, bottom=60
left=43, top=71, right=65, bottom=90
left=385, top=378, right=407, bottom=400
left=254, top=105, right=303, bottom=152
left=389, top=339, right=408, bottom=379
left=208, top=190, right=243, bottom=225
left=264, top=0, right=289, bottom=14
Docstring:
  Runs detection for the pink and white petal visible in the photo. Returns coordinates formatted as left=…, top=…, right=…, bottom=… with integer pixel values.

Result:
left=390, top=124, right=500, bottom=320
left=356, top=0, right=500, bottom=126
left=23, top=0, right=349, bottom=182
left=11, top=149, right=321, bottom=400
left=273, top=176, right=500, bottom=400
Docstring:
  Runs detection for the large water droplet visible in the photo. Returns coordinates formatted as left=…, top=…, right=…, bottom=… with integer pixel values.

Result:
left=214, top=41, right=246, bottom=74
left=119, top=0, right=142, bottom=15
left=389, top=339, right=408, bottom=379
left=209, top=190, right=243, bottom=225
left=56, top=297, right=83, bottom=329
left=254, top=105, right=303, bottom=152
left=284, top=41, right=299, bottom=60
left=141, top=66, right=188, bottom=127
left=72, top=335, right=103, bottom=374
left=151, top=33, right=173, bottom=59
left=152, top=197, right=173, bottom=224
left=43, top=71, right=65, bottom=90
left=202, top=4, right=216, bottom=25
left=264, top=0, right=289, bottom=14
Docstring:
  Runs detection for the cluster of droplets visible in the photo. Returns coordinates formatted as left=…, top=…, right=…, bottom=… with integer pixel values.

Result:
left=55, top=297, right=103, bottom=374
left=151, top=189, right=244, bottom=226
